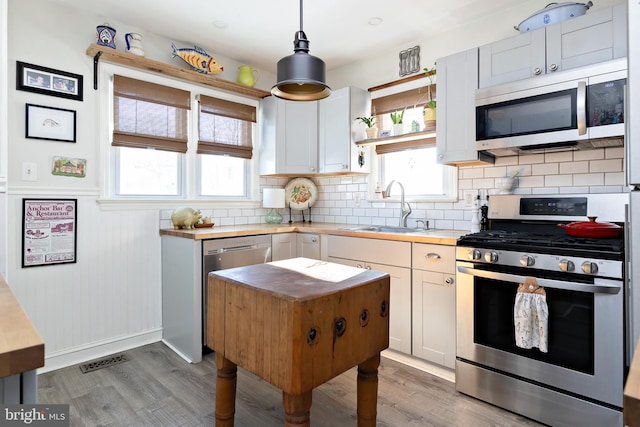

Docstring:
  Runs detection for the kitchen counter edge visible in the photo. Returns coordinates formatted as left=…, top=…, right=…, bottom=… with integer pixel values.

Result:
left=159, top=223, right=467, bottom=246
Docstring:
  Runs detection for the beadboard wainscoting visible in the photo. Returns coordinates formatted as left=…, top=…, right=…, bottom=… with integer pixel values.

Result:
left=6, top=194, right=162, bottom=373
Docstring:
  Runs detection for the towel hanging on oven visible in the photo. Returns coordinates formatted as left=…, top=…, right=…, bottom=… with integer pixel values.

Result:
left=514, top=277, right=549, bottom=353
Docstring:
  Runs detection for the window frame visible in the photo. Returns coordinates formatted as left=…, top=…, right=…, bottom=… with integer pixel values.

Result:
left=98, top=63, right=260, bottom=206
left=369, top=81, right=457, bottom=203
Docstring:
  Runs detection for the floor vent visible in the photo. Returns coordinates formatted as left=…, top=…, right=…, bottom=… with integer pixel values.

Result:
left=79, top=353, right=130, bottom=374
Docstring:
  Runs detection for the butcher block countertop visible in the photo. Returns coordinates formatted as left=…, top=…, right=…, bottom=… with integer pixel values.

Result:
left=160, top=222, right=466, bottom=245
left=0, top=275, right=44, bottom=378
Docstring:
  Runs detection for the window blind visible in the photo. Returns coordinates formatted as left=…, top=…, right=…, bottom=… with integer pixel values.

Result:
left=197, top=95, right=256, bottom=159
left=112, top=75, right=190, bottom=153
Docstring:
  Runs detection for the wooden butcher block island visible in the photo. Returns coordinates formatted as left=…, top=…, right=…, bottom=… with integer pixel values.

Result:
left=207, top=257, right=391, bottom=427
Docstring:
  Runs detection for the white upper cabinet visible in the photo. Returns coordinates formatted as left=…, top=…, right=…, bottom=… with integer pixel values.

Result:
left=436, top=47, right=493, bottom=165
left=259, top=87, right=370, bottom=176
left=259, top=96, right=318, bottom=175
left=318, top=87, right=370, bottom=174
left=479, top=4, right=627, bottom=88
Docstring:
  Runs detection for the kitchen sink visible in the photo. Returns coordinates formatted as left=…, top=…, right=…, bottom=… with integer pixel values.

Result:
left=339, top=226, right=432, bottom=234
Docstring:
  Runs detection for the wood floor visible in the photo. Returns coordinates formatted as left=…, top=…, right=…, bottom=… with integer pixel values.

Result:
left=38, top=342, right=544, bottom=427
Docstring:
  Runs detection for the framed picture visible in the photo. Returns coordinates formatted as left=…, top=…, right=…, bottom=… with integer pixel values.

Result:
left=16, top=61, right=83, bottom=101
left=25, top=103, right=76, bottom=142
left=22, top=198, right=77, bottom=268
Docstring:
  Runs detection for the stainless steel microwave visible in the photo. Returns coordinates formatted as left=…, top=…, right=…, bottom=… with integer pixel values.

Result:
left=475, top=59, right=627, bottom=157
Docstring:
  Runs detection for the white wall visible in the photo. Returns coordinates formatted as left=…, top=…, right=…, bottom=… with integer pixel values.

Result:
left=3, top=0, right=627, bottom=371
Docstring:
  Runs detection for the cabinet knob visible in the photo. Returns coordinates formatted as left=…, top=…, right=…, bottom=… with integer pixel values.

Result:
left=311, top=237, right=317, bottom=243
left=549, top=63, right=558, bottom=72
left=364, top=264, right=372, bottom=270
left=445, top=277, right=455, bottom=285
left=310, top=167, right=316, bottom=172
left=533, top=67, right=542, bottom=75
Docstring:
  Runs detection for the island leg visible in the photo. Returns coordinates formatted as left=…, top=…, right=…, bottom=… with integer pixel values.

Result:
left=283, top=390, right=312, bottom=427
left=215, top=353, right=237, bottom=427
left=357, top=353, right=380, bottom=427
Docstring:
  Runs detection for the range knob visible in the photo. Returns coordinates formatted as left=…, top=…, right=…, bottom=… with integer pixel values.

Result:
left=520, top=255, right=535, bottom=267
left=558, top=259, right=575, bottom=272
left=484, top=251, right=499, bottom=263
left=468, top=249, right=482, bottom=261
left=581, top=261, right=599, bottom=274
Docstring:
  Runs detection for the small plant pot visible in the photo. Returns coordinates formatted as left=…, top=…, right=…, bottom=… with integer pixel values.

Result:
left=393, top=123, right=404, bottom=136
left=423, top=107, right=436, bottom=131
left=365, top=127, right=379, bottom=139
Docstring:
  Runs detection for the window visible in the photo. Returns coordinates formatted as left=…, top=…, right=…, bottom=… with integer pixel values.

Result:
left=112, top=75, right=189, bottom=196
left=197, top=95, right=255, bottom=198
left=107, top=70, right=258, bottom=200
left=372, top=85, right=457, bottom=200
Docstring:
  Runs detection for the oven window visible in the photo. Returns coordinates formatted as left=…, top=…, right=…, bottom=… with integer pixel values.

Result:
left=474, top=278, right=594, bottom=374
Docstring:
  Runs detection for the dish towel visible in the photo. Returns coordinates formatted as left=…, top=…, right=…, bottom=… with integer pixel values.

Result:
left=514, top=277, right=549, bottom=353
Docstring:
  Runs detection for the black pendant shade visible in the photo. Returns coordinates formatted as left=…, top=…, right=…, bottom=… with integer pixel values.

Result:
left=271, top=2, right=331, bottom=101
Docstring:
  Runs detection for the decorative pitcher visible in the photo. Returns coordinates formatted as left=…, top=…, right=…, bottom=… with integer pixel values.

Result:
left=125, top=33, right=144, bottom=56
left=96, top=23, right=116, bottom=49
left=237, top=66, right=259, bottom=87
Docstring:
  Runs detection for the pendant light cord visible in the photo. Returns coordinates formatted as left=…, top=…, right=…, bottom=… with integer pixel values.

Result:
left=299, top=0, right=304, bottom=32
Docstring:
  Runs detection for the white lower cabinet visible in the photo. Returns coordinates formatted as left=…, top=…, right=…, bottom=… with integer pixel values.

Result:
left=271, top=233, right=297, bottom=261
left=411, top=243, right=456, bottom=369
left=296, top=233, right=320, bottom=260
left=326, top=235, right=412, bottom=354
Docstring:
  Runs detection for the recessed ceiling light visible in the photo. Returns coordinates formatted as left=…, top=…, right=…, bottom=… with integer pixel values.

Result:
left=368, top=17, right=383, bottom=26
left=212, top=20, right=228, bottom=29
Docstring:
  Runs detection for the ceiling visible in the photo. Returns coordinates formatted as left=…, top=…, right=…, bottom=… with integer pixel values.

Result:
left=51, top=0, right=539, bottom=74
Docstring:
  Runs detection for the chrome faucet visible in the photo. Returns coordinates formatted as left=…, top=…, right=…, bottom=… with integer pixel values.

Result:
left=384, top=180, right=412, bottom=227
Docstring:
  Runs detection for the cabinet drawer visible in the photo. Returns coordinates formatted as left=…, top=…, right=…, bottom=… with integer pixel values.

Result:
left=327, top=235, right=411, bottom=268
left=412, top=243, right=455, bottom=274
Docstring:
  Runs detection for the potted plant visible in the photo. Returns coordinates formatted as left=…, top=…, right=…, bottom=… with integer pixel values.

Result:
left=423, top=63, right=437, bottom=130
left=390, top=109, right=405, bottom=136
left=355, top=116, right=378, bottom=139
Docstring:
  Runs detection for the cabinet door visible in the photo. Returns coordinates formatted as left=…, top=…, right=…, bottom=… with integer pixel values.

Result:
left=412, top=269, right=456, bottom=368
left=479, top=28, right=546, bottom=88
left=318, top=87, right=370, bottom=174
left=271, top=233, right=296, bottom=261
left=368, top=262, right=412, bottom=355
left=436, top=48, right=482, bottom=165
left=296, top=233, right=320, bottom=260
left=276, top=99, right=318, bottom=174
left=546, top=4, right=627, bottom=73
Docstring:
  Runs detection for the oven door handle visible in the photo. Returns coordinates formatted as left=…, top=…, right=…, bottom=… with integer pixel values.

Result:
left=456, top=266, right=620, bottom=294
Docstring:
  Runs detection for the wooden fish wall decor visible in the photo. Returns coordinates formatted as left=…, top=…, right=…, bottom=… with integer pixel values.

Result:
left=171, top=43, right=223, bottom=74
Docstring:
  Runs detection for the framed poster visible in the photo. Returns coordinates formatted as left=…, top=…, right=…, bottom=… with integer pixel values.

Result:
left=22, top=199, right=77, bottom=268
left=16, top=61, right=83, bottom=101
left=25, top=103, right=76, bottom=142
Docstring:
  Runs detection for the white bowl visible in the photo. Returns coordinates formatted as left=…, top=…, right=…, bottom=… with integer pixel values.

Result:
left=499, top=177, right=517, bottom=194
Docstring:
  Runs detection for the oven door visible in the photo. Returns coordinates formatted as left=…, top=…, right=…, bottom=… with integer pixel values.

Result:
left=456, top=261, right=623, bottom=408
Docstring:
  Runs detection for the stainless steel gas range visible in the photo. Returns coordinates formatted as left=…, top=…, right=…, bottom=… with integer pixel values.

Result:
left=455, top=193, right=628, bottom=427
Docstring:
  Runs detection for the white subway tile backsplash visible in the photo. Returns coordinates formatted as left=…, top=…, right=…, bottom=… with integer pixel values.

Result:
left=574, top=173, right=604, bottom=186
left=560, top=161, right=588, bottom=174
left=518, top=154, right=545, bottom=164
left=590, top=159, right=622, bottom=173
left=574, top=149, right=605, bottom=161
left=545, top=151, right=573, bottom=162
left=159, top=148, right=625, bottom=232
left=532, top=163, right=559, bottom=175
left=545, top=174, right=573, bottom=187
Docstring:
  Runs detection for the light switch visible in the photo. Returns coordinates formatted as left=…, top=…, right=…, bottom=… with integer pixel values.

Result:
left=22, top=162, right=37, bottom=181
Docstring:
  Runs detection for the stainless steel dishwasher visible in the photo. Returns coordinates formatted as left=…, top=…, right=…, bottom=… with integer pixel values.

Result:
left=202, top=235, right=272, bottom=350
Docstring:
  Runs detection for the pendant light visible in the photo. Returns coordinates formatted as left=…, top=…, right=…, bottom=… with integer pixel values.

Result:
left=271, top=0, right=331, bottom=101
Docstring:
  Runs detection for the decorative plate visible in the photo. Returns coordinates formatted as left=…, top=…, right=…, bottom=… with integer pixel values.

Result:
left=284, top=178, right=318, bottom=210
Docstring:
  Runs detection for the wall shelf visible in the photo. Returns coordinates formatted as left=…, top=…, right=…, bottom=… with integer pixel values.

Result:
left=356, top=129, right=436, bottom=147
left=86, top=44, right=272, bottom=99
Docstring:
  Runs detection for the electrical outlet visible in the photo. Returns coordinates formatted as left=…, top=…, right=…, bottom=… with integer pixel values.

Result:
left=464, top=190, right=476, bottom=207
left=22, top=162, right=37, bottom=181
